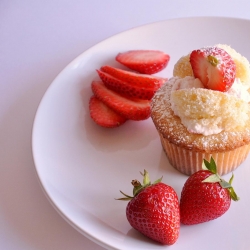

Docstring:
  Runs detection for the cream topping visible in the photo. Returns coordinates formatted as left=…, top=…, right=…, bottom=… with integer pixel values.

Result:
left=170, top=77, right=250, bottom=136
left=227, top=78, right=250, bottom=102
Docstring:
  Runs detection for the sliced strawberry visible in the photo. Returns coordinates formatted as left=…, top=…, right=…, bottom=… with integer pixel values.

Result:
left=91, top=81, right=150, bottom=121
left=100, top=65, right=166, bottom=88
left=97, top=69, right=160, bottom=100
left=190, top=47, right=236, bottom=92
left=89, top=96, right=127, bottom=128
left=116, top=50, right=170, bottom=74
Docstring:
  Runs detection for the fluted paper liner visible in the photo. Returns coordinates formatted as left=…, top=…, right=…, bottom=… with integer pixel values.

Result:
left=159, top=133, right=250, bottom=176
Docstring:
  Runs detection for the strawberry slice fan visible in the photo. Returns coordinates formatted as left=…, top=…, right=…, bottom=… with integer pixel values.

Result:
left=89, top=50, right=169, bottom=128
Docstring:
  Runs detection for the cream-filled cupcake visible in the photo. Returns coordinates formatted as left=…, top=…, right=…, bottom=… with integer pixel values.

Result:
left=151, top=45, right=250, bottom=175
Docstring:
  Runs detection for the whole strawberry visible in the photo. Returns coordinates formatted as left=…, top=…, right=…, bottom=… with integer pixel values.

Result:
left=180, top=157, right=239, bottom=225
left=118, top=170, right=180, bottom=245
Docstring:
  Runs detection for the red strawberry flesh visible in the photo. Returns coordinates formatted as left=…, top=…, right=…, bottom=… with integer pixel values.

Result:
left=100, top=65, right=167, bottom=89
left=97, top=69, right=162, bottom=100
left=190, top=47, right=236, bottom=92
left=116, top=50, right=170, bottom=74
left=89, top=96, right=127, bottom=128
left=91, top=81, right=150, bottom=121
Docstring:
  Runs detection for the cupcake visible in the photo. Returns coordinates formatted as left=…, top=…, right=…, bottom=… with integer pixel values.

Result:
left=151, top=45, right=250, bottom=175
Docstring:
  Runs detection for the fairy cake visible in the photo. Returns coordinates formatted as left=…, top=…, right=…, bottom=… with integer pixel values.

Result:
left=151, top=45, right=250, bottom=175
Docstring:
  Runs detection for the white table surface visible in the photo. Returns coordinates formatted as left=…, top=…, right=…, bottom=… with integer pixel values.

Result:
left=1, top=1, right=250, bottom=249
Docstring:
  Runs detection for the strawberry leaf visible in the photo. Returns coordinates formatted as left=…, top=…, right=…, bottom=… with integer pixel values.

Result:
left=202, top=157, right=217, bottom=174
left=229, top=173, right=234, bottom=185
left=202, top=160, right=208, bottom=170
left=209, top=157, right=217, bottom=174
left=203, top=159, right=210, bottom=170
left=202, top=174, right=221, bottom=183
left=116, top=197, right=132, bottom=201
left=219, top=179, right=232, bottom=188
left=116, top=190, right=133, bottom=201
left=141, top=170, right=151, bottom=186
left=153, top=176, right=163, bottom=185
left=226, top=173, right=240, bottom=201
left=228, top=187, right=240, bottom=201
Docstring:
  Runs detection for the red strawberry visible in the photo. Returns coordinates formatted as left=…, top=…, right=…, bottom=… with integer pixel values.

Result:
left=116, top=50, right=170, bottom=74
left=91, top=81, right=150, bottom=121
left=180, top=157, right=239, bottom=225
left=89, top=96, right=127, bottom=128
left=190, top=46, right=236, bottom=92
left=100, top=65, right=167, bottom=88
left=118, top=170, right=180, bottom=245
left=97, top=66, right=166, bottom=99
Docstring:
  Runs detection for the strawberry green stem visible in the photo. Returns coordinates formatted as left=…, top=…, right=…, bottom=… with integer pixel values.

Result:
left=117, top=170, right=163, bottom=201
left=202, top=157, right=240, bottom=201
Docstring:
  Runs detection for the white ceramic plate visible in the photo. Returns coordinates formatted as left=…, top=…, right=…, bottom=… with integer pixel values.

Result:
left=32, top=17, right=250, bottom=250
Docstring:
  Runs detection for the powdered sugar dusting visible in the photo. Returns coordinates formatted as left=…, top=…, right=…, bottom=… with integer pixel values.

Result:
left=151, top=79, right=250, bottom=152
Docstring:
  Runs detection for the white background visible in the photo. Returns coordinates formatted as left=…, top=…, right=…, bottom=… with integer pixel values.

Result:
left=1, top=1, right=250, bottom=249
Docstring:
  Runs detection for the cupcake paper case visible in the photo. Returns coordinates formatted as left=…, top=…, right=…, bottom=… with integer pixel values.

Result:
left=151, top=45, right=250, bottom=176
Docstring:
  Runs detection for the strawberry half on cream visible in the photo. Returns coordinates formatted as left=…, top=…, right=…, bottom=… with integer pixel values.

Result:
left=190, top=46, right=236, bottom=92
